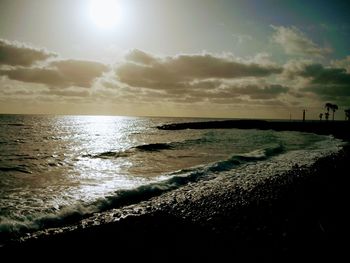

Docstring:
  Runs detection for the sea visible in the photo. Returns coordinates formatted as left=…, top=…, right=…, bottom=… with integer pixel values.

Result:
left=0, top=114, right=345, bottom=242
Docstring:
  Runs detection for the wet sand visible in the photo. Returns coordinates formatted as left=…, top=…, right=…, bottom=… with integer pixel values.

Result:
left=3, top=120, right=350, bottom=261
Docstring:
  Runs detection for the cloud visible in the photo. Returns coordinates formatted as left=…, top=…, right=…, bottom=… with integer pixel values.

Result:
left=271, top=25, right=332, bottom=57
left=0, top=59, right=108, bottom=88
left=125, top=49, right=158, bottom=65
left=187, top=81, right=289, bottom=101
left=43, top=87, right=90, bottom=97
left=284, top=60, right=350, bottom=85
left=231, top=83, right=289, bottom=100
left=302, top=64, right=350, bottom=85
left=0, top=38, right=108, bottom=93
left=283, top=60, right=350, bottom=104
left=0, top=41, right=286, bottom=105
left=331, top=56, right=350, bottom=73
left=304, top=84, right=350, bottom=97
left=0, top=67, right=63, bottom=86
left=50, top=60, right=109, bottom=87
left=116, top=50, right=282, bottom=90
left=99, top=50, right=290, bottom=106
left=95, top=50, right=290, bottom=106
left=0, top=38, right=56, bottom=66
left=105, top=78, right=289, bottom=105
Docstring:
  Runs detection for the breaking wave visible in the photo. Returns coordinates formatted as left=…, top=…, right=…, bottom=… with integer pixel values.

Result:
left=0, top=143, right=287, bottom=238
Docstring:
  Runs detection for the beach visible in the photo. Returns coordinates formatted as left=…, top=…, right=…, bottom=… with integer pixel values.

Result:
left=3, top=120, right=349, bottom=261
left=1, top=0, right=350, bottom=261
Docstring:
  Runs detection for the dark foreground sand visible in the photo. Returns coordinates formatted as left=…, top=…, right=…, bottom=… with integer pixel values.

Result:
left=3, top=120, right=350, bottom=261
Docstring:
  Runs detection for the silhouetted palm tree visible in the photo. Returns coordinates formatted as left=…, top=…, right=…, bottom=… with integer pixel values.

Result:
left=325, top=102, right=333, bottom=112
left=324, top=102, right=338, bottom=121
left=331, top=104, right=338, bottom=121
left=325, top=112, right=330, bottom=121
left=345, top=109, right=350, bottom=121
left=324, top=103, right=333, bottom=121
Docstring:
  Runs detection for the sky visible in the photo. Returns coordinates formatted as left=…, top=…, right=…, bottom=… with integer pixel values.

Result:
left=0, top=0, right=349, bottom=119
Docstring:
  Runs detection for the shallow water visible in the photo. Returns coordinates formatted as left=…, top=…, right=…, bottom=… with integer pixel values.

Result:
left=0, top=115, right=344, bottom=236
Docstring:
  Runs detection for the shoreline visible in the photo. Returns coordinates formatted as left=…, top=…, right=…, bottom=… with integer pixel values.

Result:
left=3, top=120, right=350, bottom=260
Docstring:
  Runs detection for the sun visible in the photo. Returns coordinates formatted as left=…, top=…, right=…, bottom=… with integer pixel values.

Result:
left=89, top=0, right=120, bottom=29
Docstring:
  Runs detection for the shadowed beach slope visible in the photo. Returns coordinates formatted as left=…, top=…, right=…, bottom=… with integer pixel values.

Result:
left=3, top=120, right=350, bottom=262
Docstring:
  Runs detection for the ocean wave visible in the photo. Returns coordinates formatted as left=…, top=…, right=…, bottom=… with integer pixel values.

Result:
left=100, top=144, right=287, bottom=209
left=0, top=143, right=287, bottom=238
left=89, top=151, right=131, bottom=159
left=0, top=174, right=195, bottom=238
left=133, top=137, right=215, bottom=151
left=84, top=143, right=173, bottom=159
left=84, top=137, right=213, bottom=159
left=0, top=204, right=98, bottom=240
left=134, top=143, right=174, bottom=151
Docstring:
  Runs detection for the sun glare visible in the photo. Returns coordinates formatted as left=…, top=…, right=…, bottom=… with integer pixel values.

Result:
left=89, top=0, right=120, bottom=29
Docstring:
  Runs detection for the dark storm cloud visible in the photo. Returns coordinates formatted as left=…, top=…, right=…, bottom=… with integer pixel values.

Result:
left=0, top=39, right=56, bottom=66
left=0, top=59, right=108, bottom=88
left=116, top=50, right=282, bottom=90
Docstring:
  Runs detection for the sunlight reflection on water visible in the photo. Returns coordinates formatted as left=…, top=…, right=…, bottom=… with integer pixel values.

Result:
left=59, top=116, right=154, bottom=202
